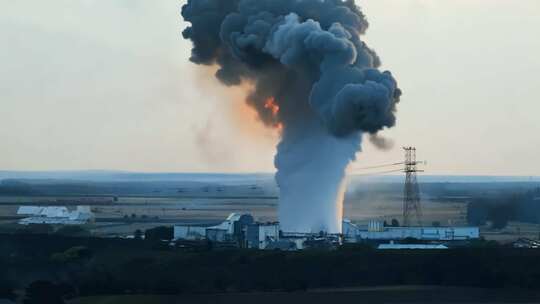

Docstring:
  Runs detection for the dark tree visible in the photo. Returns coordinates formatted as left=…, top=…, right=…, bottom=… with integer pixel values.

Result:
left=55, top=225, right=90, bottom=237
left=23, top=281, right=71, bottom=304
left=489, top=204, right=513, bottom=229
left=17, top=224, right=54, bottom=235
left=51, top=246, right=92, bottom=263
left=467, top=200, right=488, bottom=226
left=0, top=280, right=15, bottom=301
left=145, top=226, right=173, bottom=241
left=391, top=219, right=400, bottom=227
left=134, top=229, right=143, bottom=240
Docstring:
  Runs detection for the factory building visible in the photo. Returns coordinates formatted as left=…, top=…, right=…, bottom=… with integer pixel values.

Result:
left=173, top=225, right=207, bottom=240
left=173, top=214, right=337, bottom=250
left=17, top=206, right=94, bottom=225
left=174, top=214, right=291, bottom=249
left=173, top=213, right=254, bottom=243
left=205, top=228, right=228, bottom=242
left=246, top=222, right=280, bottom=249
left=173, top=214, right=479, bottom=250
left=277, top=231, right=342, bottom=250
left=343, top=220, right=479, bottom=242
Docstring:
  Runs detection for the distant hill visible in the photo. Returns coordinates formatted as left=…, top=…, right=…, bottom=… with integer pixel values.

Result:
left=0, top=171, right=273, bottom=184
left=1, top=170, right=538, bottom=184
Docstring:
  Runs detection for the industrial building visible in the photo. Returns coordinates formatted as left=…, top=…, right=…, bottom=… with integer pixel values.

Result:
left=343, top=219, right=479, bottom=242
left=17, top=206, right=94, bottom=225
left=173, top=225, right=207, bottom=240
left=173, top=213, right=479, bottom=250
left=173, top=213, right=339, bottom=250
left=246, top=222, right=280, bottom=249
left=512, top=238, right=540, bottom=249
left=174, top=213, right=254, bottom=243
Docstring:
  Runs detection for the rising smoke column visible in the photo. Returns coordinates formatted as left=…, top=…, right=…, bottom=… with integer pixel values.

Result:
left=182, top=0, right=401, bottom=233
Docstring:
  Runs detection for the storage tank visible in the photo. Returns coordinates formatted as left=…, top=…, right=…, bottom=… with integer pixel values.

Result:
left=368, top=220, right=385, bottom=232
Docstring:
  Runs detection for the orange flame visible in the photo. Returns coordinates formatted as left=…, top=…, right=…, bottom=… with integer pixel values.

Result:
left=264, top=97, right=280, bottom=116
left=264, top=97, right=283, bottom=132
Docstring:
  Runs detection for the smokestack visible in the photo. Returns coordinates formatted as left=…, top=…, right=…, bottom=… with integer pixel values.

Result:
left=182, top=0, right=401, bottom=233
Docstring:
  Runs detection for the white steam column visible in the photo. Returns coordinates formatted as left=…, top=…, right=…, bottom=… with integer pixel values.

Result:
left=276, top=122, right=360, bottom=234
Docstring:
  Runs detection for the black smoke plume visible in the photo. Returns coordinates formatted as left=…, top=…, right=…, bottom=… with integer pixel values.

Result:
left=182, top=0, right=401, bottom=233
left=369, top=133, right=394, bottom=150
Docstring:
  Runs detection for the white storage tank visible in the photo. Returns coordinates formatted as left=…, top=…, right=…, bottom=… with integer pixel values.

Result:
left=368, top=220, right=385, bottom=232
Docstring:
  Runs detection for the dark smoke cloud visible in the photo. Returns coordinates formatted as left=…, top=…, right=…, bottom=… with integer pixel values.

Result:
left=182, top=0, right=402, bottom=233
left=369, top=133, right=394, bottom=150
left=182, top=0, right=400, bottom=136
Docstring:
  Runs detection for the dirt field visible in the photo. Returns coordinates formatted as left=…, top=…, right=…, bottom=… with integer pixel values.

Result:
left=0, top=194, right=473, bottom=237
left=3, top=194, right=538, bottom=243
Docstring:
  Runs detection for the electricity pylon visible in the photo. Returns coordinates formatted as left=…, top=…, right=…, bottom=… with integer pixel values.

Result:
left=403, top=147, right=423, bottom=226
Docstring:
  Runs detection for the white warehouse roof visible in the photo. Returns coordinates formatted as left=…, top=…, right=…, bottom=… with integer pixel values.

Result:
left=16, top=205, right=94, bottom=225
left=17, top=206, right=44, bottom=215
left=378, top=244, right=449, bottom=250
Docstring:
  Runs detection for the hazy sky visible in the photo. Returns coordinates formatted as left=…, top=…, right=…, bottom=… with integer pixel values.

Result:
left=1, top=1, right=539, bottom=175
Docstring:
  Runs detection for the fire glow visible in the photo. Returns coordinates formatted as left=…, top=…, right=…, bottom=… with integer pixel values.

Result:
left=264, top=97, right=283, bottom=131
left=264, top=97, right=279, bottom=115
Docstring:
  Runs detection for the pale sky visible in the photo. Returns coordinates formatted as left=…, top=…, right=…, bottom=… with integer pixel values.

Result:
left=1, top=1, right=539, bottom=175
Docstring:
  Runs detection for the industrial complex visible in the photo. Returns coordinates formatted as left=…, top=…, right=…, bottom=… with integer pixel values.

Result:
left=343, top=220, right=479, bottom=242
left=169, top=147, right=479, bottom=250
left=6, top=148, right=480, bottom=251
left=172, top=213, right=479, bottom=250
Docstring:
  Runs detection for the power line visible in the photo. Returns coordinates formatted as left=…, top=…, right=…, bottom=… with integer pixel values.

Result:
left=351, top=169, right=403, bottom=176
left=352, top=162, right=404, bottom=170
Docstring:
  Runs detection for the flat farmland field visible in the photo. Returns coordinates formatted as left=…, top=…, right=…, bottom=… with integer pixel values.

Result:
left=0, top=191, right=468, bottom=237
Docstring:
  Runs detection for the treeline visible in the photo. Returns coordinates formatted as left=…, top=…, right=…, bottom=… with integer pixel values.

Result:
left=467, top=188, right=540, bottom=228
left=2, top=233, right=540, bottom=302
